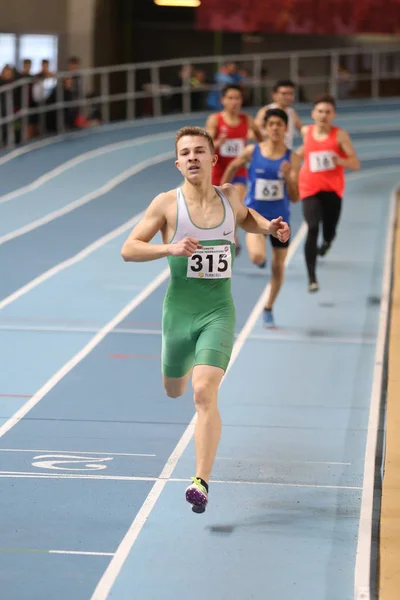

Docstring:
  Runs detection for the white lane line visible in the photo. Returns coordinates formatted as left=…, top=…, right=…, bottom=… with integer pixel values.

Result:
left=0, top=102, right=398, bottom=167
left=0, top=547, right=114, bottom=557
left=335, top=110, right=400, bottom=123
left=0, top=471, right=157, bottom=480
left=332, top=123, right=400, bottom=134
left=0, top=150, right=175, bottom=246
left=0, top=130, right=390, bottom=208
left=0, top=111, right=206, bottom=167
left=0, top=137, right=63, bottom=166
left=216, top=457, right=352, bottom=465
left=354, top=184, right=398, bottom=600
left=0, top=133, right=173, bottom=206
left=177, top=478, right=362, bottom=490
left=0, top=267, right=170, bottom=439
left=0, top=108, right=397, bottom=205
left=0, top=449, right=156, bottom=457
left=0, top=211, right=146, bottom=311
left=90, top=222, right=307, bottom=600
left=0, top=146, right=396, bottom=250
left=0, top=324, right=376, bottom=345
left=8, top=156, right=387, bottom=317
left=49, top=551, right=115, bottom=557
left=356, top=149, right=400, bottom=161
left=0, top=325, right=163, bottom=335
left=248, top=333, right=376, bottom=345
left=0, top=452, right=351, bottom=465
left=0, top=470, right=361, bottom=489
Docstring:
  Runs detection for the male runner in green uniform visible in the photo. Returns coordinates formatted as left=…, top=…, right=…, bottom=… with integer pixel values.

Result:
left=121, top=126, right=290, bottom=513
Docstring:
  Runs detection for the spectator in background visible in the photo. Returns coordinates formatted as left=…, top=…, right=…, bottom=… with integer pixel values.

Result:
left=337, top=64, right=351, bottom=99
left=66, top=57, right=84, bottom=128
left=45, top=76, right=89, bottom=133
left=63, top=77, right=79, bottom=130
left=67, top=56, right=83, bottom=101
left=0, top=65, right=17, bottom=146
left=36, top=59, right=55, bottom=80
left=190, top=69, right=208, bottom=111
left=86, top=91, right=102, bottom=126
left=0, top=64, right=15, bottom=85
left=206, top=62, right=242, bottom=110
left=297, top=71, right=308, bottom=102
left=238, top=66, right=251, bottom=105
left=32, top=60, right=55, bottom=106
left=19, top=59, right=32, bottom=78
left=171, top=64, right=193, bottom=113
left=16, top=59, right=36, bottom=140
left=31, top=60, right=57, bottom=136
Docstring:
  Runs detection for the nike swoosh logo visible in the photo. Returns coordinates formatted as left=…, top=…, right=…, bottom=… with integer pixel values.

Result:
left=223, top=230, right=232, bottom=236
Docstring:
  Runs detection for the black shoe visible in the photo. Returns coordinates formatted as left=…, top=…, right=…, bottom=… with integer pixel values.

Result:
left=318, top=241, right=331, bottom=257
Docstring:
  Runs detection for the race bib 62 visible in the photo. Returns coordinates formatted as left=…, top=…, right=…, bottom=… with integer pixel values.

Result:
left=219, top=138, right=244, bottom=158
left=255, top=178, right=284, bottom=201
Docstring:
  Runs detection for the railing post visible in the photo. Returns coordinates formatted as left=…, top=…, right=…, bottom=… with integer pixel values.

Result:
left=151, top=65, right=162, bottom=117
left=38, top=91, right=46, bottom=138
left=6, top=89, right=15, bottom=148
left=56, top=75, right=65, bottom=134
left=252, top=55, right=262, bottom=107
left=101, top=72, right=110, bottom=123
left=372, top=51, right=380, bottom=99
left=127, top=68, right=136, bottom=120
left=182, top=63, right=191, bottom=114
left=21, top=80, right=29, bottom=144
left=329, top=52, right=339, bottom=98
left=290, top=53, right=299, bottom=101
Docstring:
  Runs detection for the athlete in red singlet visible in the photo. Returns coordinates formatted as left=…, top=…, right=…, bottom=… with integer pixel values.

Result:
left=297, top=94, right=360, bottom=292
left=206, top=84, right=262, bottom=253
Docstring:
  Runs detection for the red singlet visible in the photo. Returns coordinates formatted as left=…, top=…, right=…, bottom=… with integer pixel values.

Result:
left=299, top=125, right=347, bottom=199
left=212, top=112, right=249, bottom=185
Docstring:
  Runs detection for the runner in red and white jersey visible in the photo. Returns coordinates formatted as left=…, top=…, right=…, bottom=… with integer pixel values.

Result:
left=297, top=94, right=360, bottom=292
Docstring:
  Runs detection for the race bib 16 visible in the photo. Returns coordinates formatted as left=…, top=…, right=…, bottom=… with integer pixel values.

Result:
left=309, top=151, right=336, bottom=173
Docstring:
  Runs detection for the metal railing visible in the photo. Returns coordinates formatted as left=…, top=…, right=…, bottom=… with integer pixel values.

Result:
left=1, top=43, right=400, bottom=148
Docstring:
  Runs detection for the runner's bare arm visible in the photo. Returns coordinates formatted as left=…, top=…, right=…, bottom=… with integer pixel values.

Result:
left=294, top=109, right=304, bottom=131
left=254, top=106, right=267, bottom=130
left=121, top=193, right=201, bottom=262
left=121, top=194, right=169, bottom=261
left=300, top=124, right=309, bottom=138
left=284, top=152, right=301, bottom=202
left=222, top=185, right=290, bottom=242
left=247, top=115, right=263, bottom=142
left=205, top=113, right=218, bottom=139
left=336, top=129, right=360, bottom=170
left=294, top=144, right=305, bottom=159
left=205, top=113, right=225, bottom=151
left=220, top=145, right=255, bottom=185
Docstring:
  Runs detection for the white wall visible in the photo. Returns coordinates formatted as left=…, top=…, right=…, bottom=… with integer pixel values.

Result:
left=0, top=0, right=96, bottom=69
left=65, top=0, right=96, bottom=69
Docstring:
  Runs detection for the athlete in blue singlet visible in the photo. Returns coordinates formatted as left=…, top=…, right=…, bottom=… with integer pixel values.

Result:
left=221, top=108, right=301, bottom=328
